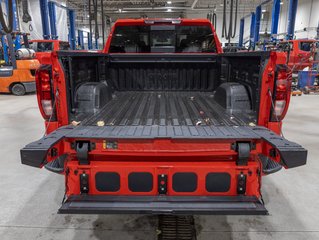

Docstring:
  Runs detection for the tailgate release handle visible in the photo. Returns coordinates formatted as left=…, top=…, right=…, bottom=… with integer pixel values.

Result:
left=235, top=142, right=251, bottom=166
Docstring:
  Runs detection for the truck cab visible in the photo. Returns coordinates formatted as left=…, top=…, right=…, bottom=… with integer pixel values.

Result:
left=29, top=40, right=70, bottom=65
left=21, top=19, right=307, bottom=215
left=278, top=39, right=317, bottom=72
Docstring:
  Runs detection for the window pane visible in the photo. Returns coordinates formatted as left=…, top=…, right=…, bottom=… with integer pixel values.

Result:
left=109, top=25, right=150, bottom=53
left=36, top=42, right=53, bottom=52
left=109, top=25, right=217, bottom=53
left=176, top=26, right=215, bottom=53
left=29, top=42, right=37, bottom=51
left=59, top=42, right=70, bottom=50
left=300, top=42, right=311, bottom=52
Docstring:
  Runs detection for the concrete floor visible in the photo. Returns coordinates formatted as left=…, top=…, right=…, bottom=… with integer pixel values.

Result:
left=0, top=93, right=318, bottom=240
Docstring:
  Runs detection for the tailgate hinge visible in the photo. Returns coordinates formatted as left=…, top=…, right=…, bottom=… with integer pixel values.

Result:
left=234, top=142, right=251, bottom=166
left=76, top=142, right=94, bottom=165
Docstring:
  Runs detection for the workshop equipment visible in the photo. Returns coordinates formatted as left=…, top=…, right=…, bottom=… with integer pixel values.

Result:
left=0, top=32, right=39, bottom=95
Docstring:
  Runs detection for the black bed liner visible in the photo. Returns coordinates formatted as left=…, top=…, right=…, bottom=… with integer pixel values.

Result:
left=78, top=91, right=255, bottom=127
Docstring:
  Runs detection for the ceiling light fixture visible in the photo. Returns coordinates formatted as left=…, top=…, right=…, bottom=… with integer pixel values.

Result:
left=167, top=1, right=172, bottom=4
left=167, top=8, right=172, bottom=12
left=280, top=1, right=283, bottom=4
left=262, top=9, right=266, bottom=12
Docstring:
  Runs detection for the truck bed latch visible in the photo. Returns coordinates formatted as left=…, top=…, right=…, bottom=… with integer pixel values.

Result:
left=76, top=142, right=90, bottom=165
left=235, top=142, right=251, bottom=166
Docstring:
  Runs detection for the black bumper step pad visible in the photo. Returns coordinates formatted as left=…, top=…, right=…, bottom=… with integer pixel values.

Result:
left=58, top=195, right=268, bottom=215
left=259, top=154, right=282, bottom=174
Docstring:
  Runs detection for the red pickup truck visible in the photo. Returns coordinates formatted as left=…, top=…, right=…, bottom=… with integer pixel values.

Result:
left=277, top=39, right=317, bottom=72
left=29, top=40, right=70, bottom=65
left=21, top=19, right=307, bottom=215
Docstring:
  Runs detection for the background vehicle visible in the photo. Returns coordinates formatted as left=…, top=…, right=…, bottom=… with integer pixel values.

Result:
left=277, top=39, right=317, bottom=72
left=0, top=33, right=39, bottom=95
left=291, top=86, right=302, bottom=96
left=29, top=40, right=70, bottom=65
left=21, top=19, right=307, bottom=215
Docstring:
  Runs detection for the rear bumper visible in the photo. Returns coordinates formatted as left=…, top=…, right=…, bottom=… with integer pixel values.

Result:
left=59, top=195, right=268, bottom=215
left=22, top=81, right=36, bottom=93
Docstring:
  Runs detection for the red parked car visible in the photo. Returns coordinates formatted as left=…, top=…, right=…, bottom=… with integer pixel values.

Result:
left=21, top=19, right=307, bottom=215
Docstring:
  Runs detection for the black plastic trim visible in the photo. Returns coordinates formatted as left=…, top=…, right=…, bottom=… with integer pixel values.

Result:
left=173, top=173, right=197, bottom=192
left=128, top=172, right=153, bottom=192
left=22, top=81, right=36, bottom=93
left=206, top=173, right=231, bottom=192
left=95, top=172, right=120, bottom=192
left=220, top=51, right=271, bottom=58
left=108, top=53, right=218, bottom=63
left=21, top=126, right=307, bottom=169
left=20, top=126, right=74, bottom=168
left=58, top=195, right=268, bottom=215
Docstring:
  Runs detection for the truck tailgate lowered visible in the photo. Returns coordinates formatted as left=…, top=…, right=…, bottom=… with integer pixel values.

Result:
left=21, top=125, right=307, bottom=169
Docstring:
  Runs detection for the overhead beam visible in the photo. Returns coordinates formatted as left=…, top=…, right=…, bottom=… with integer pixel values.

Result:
left=77, top=30, right=84, bottom=49
left=68, top=9, right=76, bottom=49
left=88, top=32, right=93, bottom=50
left=238, top=18, right=244, bottom=47
left=39, top=0, right=51, bottom=39
left=286, top=0, right=298, bottom=40
left=249, top=12, right=255, bottom=49
left=271, top=0, right=281, bottom=39
left=48, top=1, right=58, bottom=39
left=253, top=5, right=261, bottom=47
left=12, top=0, right=18, bottom=31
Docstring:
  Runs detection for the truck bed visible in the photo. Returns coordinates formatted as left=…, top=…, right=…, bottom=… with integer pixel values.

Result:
left=79, top=91, right=255, bottom=127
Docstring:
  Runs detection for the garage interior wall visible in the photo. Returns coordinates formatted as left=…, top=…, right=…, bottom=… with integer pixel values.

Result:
left=18, top=0, right=68, bottom=41
left=278, top=0, right=319, bottom=39
left=186, top=12, right=243, bottom=43
left=19, top=0, right=43, bottom=39
left=55, top=2, right=68, bottom=41
left=187, top=0, right=319, bottom=44
left=10, top=0, right=319, bottom=46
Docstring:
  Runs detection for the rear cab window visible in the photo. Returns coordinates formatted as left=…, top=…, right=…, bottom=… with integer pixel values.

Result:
left=277, top=42, right=293, bottom=51
left=299, top=41, right=312, bottom=52
left=109, top=24, right=217, bottom=53
left=59, top=42, right=70, bottom=50
left=30, top=42, right=53, bottom=52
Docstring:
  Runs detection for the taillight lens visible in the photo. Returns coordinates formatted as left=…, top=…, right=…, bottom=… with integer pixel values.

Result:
left=36, top=66, right=56, bottom=120
left=273, top=100, right=286, bottom=117
left=41, top=99, right=53, bottom=116
left=271, top=68, right=291, bottom=121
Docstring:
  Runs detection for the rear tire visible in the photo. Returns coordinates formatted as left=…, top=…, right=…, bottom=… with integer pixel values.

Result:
left=11, top=83, right=26, bottom=96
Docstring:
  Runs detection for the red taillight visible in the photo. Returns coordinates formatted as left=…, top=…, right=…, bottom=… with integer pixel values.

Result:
left=36, top=67, right=55, bottom=120
left=271, top=68, right=291, bottom=121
